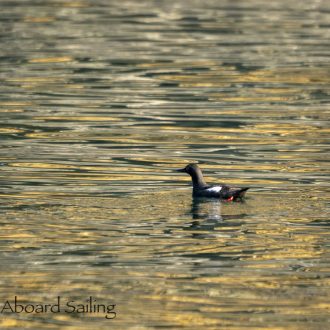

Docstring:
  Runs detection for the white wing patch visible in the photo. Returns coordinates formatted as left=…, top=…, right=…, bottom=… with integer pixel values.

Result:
left=206, top=186, right=222, bottom=193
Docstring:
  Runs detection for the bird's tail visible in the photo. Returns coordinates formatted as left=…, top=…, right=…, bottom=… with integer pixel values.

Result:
left=232, top=187, right=249, bottom=200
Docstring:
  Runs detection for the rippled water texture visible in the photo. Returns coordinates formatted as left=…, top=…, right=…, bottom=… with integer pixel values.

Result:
left=0, top=0, right=329, bottom=329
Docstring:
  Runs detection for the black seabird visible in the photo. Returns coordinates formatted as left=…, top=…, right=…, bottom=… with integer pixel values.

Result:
left=177, top=163, right=249, bottom=201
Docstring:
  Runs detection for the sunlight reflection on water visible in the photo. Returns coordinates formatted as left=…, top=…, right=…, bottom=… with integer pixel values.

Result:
left=0, top=0, right=329, bottom=329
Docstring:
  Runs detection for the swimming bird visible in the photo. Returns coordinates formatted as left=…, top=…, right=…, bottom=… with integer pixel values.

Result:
left=177, top=163, right=249, bottom=201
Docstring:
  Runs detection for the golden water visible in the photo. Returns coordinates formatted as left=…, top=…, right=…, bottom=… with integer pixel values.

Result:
left=0, top=0, right=329, bottom=329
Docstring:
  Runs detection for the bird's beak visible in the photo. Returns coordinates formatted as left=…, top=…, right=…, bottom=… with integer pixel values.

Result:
left=176, top=168, right=186, bottom=173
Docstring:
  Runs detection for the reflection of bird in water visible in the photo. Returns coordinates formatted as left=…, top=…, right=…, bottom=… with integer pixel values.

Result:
left=191, top=197, right=223, bottom=221
left=177, top=164, right=249, bottom=201
left=188, top=198, right=224, bottom=233
left=187, top=197, right=247, bottom=234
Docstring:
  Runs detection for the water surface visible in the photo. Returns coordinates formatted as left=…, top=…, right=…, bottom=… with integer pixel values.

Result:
left=0, top=0, right=329, bottom=329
